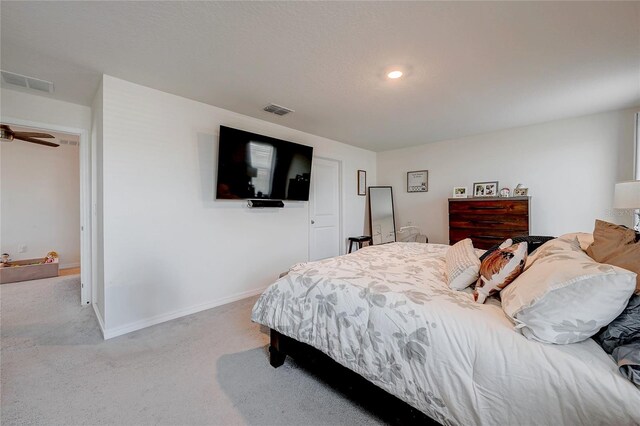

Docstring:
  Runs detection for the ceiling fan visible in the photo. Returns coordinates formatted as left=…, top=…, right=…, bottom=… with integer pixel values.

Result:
left=0, top=124, right=58, bottom=147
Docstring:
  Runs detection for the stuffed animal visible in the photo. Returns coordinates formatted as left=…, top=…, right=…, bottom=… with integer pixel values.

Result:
left=44, top=251, right=59, bottom=264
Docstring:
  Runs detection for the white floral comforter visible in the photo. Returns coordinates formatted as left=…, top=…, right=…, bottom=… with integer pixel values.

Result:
left=251, top=243, right=640, bottom=425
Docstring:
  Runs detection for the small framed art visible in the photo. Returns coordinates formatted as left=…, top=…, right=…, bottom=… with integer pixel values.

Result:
left=452, top=187, right=468, bottom=198
left=473, top=181, right=499, bottom=197
left=407, top=170, right=428, bottom=193
left=358, top=170, right=366, bottom=196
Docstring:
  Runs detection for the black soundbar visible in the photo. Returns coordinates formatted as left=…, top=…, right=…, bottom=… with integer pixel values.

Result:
left=247, top=200, right=285, bottom=208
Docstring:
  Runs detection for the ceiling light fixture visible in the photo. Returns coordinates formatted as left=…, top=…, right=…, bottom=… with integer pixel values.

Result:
left=387, top=70, right=403, bottom=79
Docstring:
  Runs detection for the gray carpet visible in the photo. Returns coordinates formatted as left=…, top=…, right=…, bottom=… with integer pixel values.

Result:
left=1, top=275, right=384, bottom=425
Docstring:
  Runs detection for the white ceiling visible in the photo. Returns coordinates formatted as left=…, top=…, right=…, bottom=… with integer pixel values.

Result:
left=1, top=1, right=639, bottom=151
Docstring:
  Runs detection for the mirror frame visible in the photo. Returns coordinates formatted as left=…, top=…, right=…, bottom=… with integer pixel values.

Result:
left=368, top=186, right=397, bottom=244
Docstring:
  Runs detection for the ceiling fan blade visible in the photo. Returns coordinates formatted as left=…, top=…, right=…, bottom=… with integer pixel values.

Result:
left=14, top=132, right=55, bottom=139
left=15, top=135, right=59, bottom=147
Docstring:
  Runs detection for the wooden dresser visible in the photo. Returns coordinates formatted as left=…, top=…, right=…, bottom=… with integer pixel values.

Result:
left=448, top=197, right=530, bottom=249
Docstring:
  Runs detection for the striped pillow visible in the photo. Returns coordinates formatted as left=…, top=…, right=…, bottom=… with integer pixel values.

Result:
left=446, top=238, right=481, bottom=290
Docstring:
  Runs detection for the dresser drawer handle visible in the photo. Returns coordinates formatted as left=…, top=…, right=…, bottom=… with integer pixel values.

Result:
left=470, top=220, right=503, bottom=225
left=469, top=206, right=502, bottom=210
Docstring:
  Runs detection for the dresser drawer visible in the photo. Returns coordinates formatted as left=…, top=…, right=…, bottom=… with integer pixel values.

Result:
left=449, top=214, right=528, bottom=231
left=450, top=227, right=530, bottom=248
left=448, top=199, right=528, bottom=216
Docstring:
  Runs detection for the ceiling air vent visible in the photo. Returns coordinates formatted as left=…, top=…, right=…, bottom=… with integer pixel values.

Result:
left=1, top=70, right=54, bottom=93
left=263, top=103, right=294, bottom=116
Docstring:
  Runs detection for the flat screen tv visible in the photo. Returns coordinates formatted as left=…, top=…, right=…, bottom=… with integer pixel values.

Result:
left=216, top=126, right=313, bottom=201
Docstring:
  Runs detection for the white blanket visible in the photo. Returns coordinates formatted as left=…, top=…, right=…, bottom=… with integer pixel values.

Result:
left=251, top=242, right=640, bottom=425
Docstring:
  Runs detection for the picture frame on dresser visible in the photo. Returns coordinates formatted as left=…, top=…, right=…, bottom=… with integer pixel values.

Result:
left=453, top=187, right=468, bottom=198
left=473, top=181, right=499, bottom=197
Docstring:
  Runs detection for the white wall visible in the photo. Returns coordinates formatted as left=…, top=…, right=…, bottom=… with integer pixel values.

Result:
left=377, top=108, right=639, bottom=245
left=1, top=88, right=91, bottom=132
left=99, top=75, right=376, bottom=336
left=1, top=140, right=80, bottom=267
left=1, top=89, right=92, bottom=267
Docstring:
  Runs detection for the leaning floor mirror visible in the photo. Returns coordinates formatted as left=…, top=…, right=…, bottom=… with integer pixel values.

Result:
left=368, top=186, right=397, bottom=245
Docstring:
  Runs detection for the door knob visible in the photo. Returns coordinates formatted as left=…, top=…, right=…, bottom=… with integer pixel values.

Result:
left=311, top=220, right=315, bottom=224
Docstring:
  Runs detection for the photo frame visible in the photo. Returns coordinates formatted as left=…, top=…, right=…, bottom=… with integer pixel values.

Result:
left=452, top=187, right=468, bottom=198
left=357, top=170, right=366, bottom=196
left=473, top=181, right=499, bottom=197
left=407, top=170, right=428, bottom=193
left=514, top=187, right=529, bottom=196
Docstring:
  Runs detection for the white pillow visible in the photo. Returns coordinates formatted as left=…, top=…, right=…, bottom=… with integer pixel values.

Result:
left=501, top=240, right=636, bottom=344
left=445, top=238, right=480, bottom=290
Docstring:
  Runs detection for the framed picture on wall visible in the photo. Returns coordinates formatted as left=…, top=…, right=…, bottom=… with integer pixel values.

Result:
left=358, top=170, right=366, bottom=196
left=407, top=170, right=428, bottom=193
left=473, top=181, right=499, bottom=197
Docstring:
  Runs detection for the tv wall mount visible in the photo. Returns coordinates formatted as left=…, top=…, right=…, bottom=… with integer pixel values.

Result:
left=247, top=200, right=285, bottom=208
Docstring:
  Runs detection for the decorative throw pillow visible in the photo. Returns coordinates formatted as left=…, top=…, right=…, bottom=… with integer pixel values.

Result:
left=586, top=220, right=637, bottom=260
left=501, top=244, right=636, bottom=344
left=473, top=239, right=527, bottom=304
left=479, top=235, right=554, bottom=262
left=446, top=238, right=481, bottom=291
left=586, top=220, right=640, bottom=294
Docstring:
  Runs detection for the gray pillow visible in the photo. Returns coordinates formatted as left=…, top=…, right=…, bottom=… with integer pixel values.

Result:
left=612, top=343, right=640, bottom=387
left=594, top=294, right=640, bottom=354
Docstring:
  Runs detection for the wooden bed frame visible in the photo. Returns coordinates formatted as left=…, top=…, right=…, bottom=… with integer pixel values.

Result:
left=268, top=328, right=439, bottom=425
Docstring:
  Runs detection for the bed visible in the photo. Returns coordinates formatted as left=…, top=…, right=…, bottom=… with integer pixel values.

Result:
left=251, top=242, right=640, bottom=425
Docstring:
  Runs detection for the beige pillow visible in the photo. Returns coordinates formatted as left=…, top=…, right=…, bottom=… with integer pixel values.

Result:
left=445, top=238, right=481, bottom=291
left=525, top=236, right=581, bottom=270
left=586, top=220, right=640, bottom=294
left=558, top=232, right=594, bottom=251
left=586, top=219, right=637, bottom=260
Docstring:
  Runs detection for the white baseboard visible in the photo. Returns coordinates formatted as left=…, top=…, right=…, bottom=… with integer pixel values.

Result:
left=102, top=286, right=268, bottom=340
left=92, top=303, right=106, bottom=338
left=60, top=262, right=81, bottom=270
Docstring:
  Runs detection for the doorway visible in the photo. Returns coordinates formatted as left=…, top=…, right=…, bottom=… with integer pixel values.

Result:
left=0, top=120, right=91, bottom=305
left=309, top=157, right=342, bottom=261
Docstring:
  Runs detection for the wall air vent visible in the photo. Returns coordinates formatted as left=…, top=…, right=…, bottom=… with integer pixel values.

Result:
left=1, top=70, right=54, bottom=93
left=263, top=103, right=294, bottom=116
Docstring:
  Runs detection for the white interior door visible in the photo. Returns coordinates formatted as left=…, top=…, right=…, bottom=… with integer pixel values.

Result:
left=309, top=157, right=341, bottom=261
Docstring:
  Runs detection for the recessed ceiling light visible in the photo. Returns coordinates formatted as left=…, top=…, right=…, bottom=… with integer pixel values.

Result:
left=387, top=70, right=403, bottom=79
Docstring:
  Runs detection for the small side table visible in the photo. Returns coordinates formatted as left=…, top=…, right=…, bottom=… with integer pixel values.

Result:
left=348, top=236, right=372, bottom=253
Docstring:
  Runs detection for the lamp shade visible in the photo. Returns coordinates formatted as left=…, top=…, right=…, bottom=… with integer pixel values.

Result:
left=613, top=180, right=640, bottom=209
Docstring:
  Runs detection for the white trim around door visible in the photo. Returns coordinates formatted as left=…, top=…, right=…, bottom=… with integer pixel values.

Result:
left=309, top=156, right=343, bottom=261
